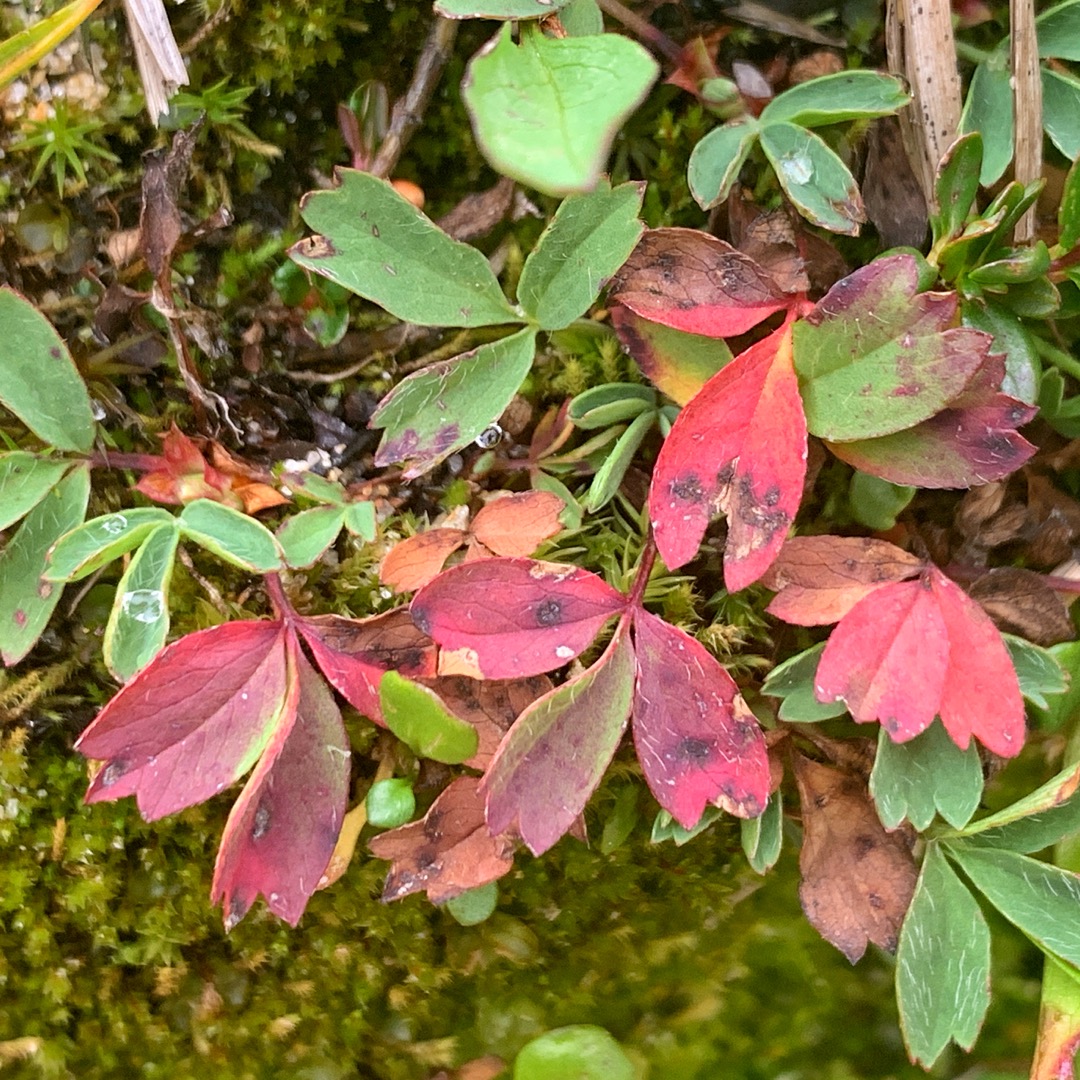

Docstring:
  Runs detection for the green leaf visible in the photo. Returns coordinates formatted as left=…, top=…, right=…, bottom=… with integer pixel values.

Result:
left=445, top=882, right=498, bottom=926
left=650, top=805, right=721, bottom=846
left=759, top=71, right=910, bottom=127
left=870, top=723, right=984, bottom=831
left=103, top=523, right=179, bottom=683
left=585, top=408, right=655, bottom=510
left=958, top=57, right=1013, bottom=186
left=953, top=762, right=1080, bottom=853
left=687, top=120, right=759, bottom=210
left=847, top=471, right=915, bottom=531
left=1005, top=634, right=1069, bottom=708
left=1043, top=67, right=1080, bottom=162
left=961, top=299, right=1041, bottom=404
left=372, top=326, right=537, bottom=478
left=344, top=501, right=377, bottom=541
left=379, top=671, right=479, bottom=764
left=568, top=382, right=656, bottom=429
left=178, top=500, right=283, bottom=573
left=968, top=242, right=1051, bottom=286
left=0, top=287, right=95, bottom=452
left=599, top=783, right=639, bottom=854
left=947, top=843, right=1080, bottom=967
left=436, top=0, right=571, bottom=14
left=288, top=472, right=347, bottom=505
left=759, top=122, right=865, bottom=235
left=931, top=132, right=983, bottom=244
left=1058, top=155, right=1080, bottom=251
left=0, top=464, right=89, bottom=665
left=1038, top=0, right=1080, bottom=60
left=0, top=0, right=105, bottom=89
left=462, top=23, right=659, bottom=196
left=45, top=508, right=177, bottom=582
left=290, top=170, right=519, bottom=328
left=365, top=777, right=416, bottom=828
left=761, top=643, right=847, bottom=722
left=741, top=790, right=783, bottom=874
left=518, top=181, right=644, bottom=330
left=0, top=453, right=71, bottom=532
left=896, top=844, right=991, bottom=1067
left=559, top=0, right=603, bottom=36
left=1033, top=640, right=1080, bottom=730
left=277, top=505, right=346, bottom=569
left=514, top=1025, right=634, bottom=1080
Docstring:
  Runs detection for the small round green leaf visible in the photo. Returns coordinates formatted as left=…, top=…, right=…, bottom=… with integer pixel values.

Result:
left=366, top=778, right=416, bottom=828
left=514, top=1025, right=634, bottom=1080
left=687, top=120, right=758, bottom=210
left=379, top=671, right=479, bottom=764
left=445, top=882, right=498, bottom=926
left=277, top=505, right=346, bottom=568
left=178, top=499, right=283, bottom=573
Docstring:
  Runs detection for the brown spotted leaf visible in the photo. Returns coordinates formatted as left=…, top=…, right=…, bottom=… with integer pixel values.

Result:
left=608, top=228, right=791, bottom=338
left=296, top=608, right=436, bottom=724
left=649, top=322, right=807, bottom=589
left=794, top=754, right=918, bottom=962
left=762, top=536, right=924, bottom=625
left=369, top=776, right=515, bottom=903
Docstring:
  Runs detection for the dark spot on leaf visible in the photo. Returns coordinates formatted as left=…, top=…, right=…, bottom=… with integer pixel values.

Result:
left=423, top=809, right=444, bottom=840
left=227, top=895, right=248, bottom=929
left=535, top=599, right=562, bottom=627
left=13, top=609, right=26, bottom=628
left=854, top=835, right=876, bottom=859
left=38, top=581, right=53, bottom=600
left=50, top=346, right=61, bottom=359
left=814, top=793, right=828, bottom=809
left=411, top=607, right=431, bottom=636
left=295, top=235, right=338, bottom=259
left=251, top=802, right=272, bottom=840
left=371, top=224, right=380, bottom=238
left=979, top=431, right=1020, bottom=460
left=100, top=760, right=128, bottom=788
left=678, top=737, right=713, bottom=763
left=891, top=383, right=921, bottom=397
left=671, top=474, right=704, bottom=503
left=868, top=891, right=884, bottom=909
left=416, top=849, right=439, bottom=871
left=716, top=462, right=736, bottom=487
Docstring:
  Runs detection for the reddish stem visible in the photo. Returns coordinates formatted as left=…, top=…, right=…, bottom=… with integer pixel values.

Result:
left=627, top=534, right=658, bottom=611
left=264, top=573, right=294, bottom=621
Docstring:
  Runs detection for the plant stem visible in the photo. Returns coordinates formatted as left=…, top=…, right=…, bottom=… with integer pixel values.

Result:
left=596, top=0, right=682, bottom=64
left=1035, top=336, right=1080, bottom=382
left=627, top=535, right=658, bottom=610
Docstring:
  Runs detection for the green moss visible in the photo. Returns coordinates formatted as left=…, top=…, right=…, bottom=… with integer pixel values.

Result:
left=0, top=731, right=1040, bottom=1079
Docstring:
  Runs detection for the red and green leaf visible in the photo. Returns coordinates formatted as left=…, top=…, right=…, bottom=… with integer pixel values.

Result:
left=295, top=607, right=436, bottom=723
left=481, top=623, right=635, bottom=855
left=76, top=620, right=291, bottom=821
left=411, top=558, right=627, bottom=679
left=632, top=609, right=769, bottom=828
left=649, top=322, right=806, bottom=589
left=211, top=637, right=351, bottom=929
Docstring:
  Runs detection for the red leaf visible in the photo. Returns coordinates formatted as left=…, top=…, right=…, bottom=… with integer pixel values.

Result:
left=814, top=566, right=1025, bottom=756
left=608, top=228, right=790, bottom=337
left=368, top=777, right=515, bottom=903
left=814, top=575, right=949, bottom=743
left=482, top=624, right=635, bottom=855
left=295, top=608, right=436, bottom=723
left=649, top=322, right=807, bottom=589
left=929, top=567, right=1024, bottom=758
left=411, top=558, right=627, bottom=679
left=135, top=423, right=238, bottom=508
left=212, top=636, right=351, bottom=929
left=632, top=609, right=769, bottom=828
left=76, top=620, right=290, bottom=820
left=762, top=536, right=924, bottom=625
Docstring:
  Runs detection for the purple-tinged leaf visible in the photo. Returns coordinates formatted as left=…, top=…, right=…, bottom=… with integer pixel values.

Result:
left=482, top=624, right=635, bottom=855
left=412, top=558, right=627, bottom=679
left=76, top=620, right=290, bottom=820
left=632, top=609, right=769, bottom=828
left=212, top=637, right=350, bottom=929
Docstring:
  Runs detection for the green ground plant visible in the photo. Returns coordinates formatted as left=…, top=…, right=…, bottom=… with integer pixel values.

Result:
left=6, top=0, right=1080, bottom=1077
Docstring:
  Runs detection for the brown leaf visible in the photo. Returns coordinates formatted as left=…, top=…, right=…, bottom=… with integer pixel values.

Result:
left=794, top=755, right=918, bottom=963
left=139, top=122, right=201, bottom=280
left=421, top=674, right=554, bottom=770
left=762, top=536, right=924, bottom=625
left=380, top=529, right=469, bottom=593
left=368, top=777, right=515, bottom=903
left=968, top=567, right=1076, bottom=646
left=471, top=491, right=564, bottom=557
left=862, top=116, right=929, bottom=250
left=1027, top=473, right=1080, bottom=567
